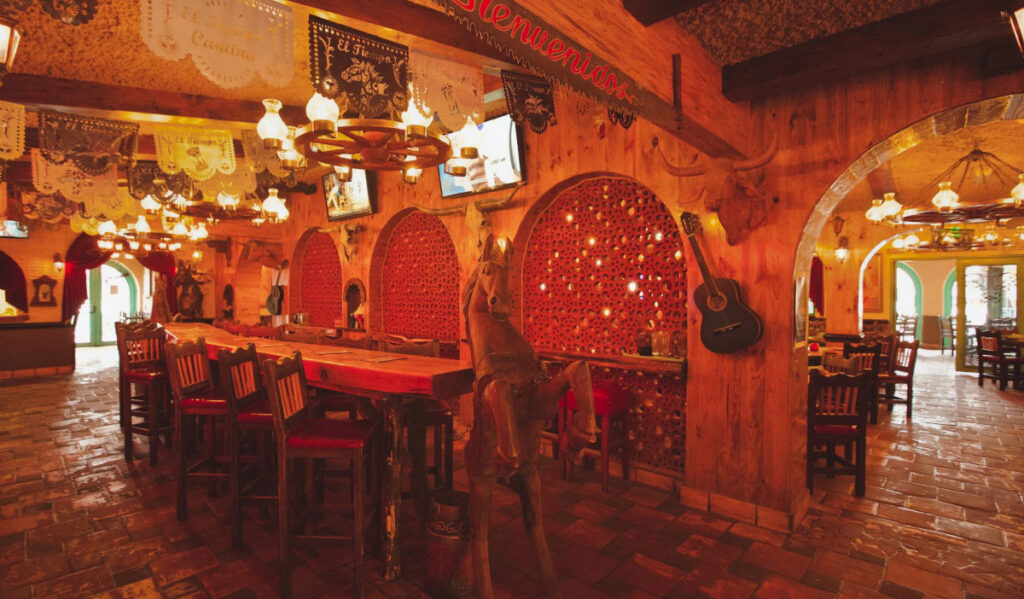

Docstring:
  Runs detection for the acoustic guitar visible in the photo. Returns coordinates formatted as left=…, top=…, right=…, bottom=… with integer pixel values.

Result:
left=266, top=261, right=288, bottom=316
left=679, top=212, right=763, bottom=353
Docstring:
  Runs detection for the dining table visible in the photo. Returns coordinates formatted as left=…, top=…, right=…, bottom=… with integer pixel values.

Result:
left=163, top=323, right=475, bottom=580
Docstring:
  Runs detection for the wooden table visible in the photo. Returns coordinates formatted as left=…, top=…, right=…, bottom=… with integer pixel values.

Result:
left=164, top=323, right=475, bottom=580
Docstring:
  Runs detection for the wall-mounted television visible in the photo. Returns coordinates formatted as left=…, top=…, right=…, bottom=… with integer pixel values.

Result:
left=323, top=169, right=376, bottom=222
left=0, top=220, right=28, bottom=239
left=438, top=114, right=525, bottom=199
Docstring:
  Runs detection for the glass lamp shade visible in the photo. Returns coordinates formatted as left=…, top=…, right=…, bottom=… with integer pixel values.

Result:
left=0, top=17, right=23, bottom=79
left=402, top=166, right=422, bottom=184
left=217, top=191, right=240, bottom=210
left=170, top=220, right=190, bottom=238
left=262, top=188, right=288, bottom=223
left=880, top=192, right=902, bottom=218
left=931, top=181, right=959, bottom=212
left=194, top=222, right=209, bottom=240
left=834, top=246, right=849, bottom=262
left=134, top=215, right=151, bottom=234
left=139, top=194, right=161, bottom=214
left=401, top=93, right=432, bottom=135
left=257, top=99, right=288, bottom=150
left=305, top=92, right=339, bottom=133
left=97, top=220, right=117, bottom=236
left=904, top=232, right=921, bottom=246
left=278, top=127, right=302, bottom=169
left=1012, top=174, right=1024, bottom=207
left=865, top=199, right=885, bottom=223
left=891, top=237, right=906, bottom=250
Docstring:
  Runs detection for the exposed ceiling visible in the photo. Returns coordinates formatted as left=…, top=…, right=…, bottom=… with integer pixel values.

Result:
left=674, top=0, right=946, bottom=65
left=836, top=120, right=1024, bottom=217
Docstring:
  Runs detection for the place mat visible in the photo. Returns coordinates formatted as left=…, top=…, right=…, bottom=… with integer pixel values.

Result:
left=361, top=355, right=407, bottom=363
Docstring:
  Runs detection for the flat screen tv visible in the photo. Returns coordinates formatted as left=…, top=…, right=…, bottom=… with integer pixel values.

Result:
left=323, top=169, right=376, bottom=222
left=438, top=114, right=525, bottom=199
left=0, top=220, right=28, bottom=239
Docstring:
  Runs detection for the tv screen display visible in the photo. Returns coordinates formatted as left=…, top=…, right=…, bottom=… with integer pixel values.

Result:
left=0, top=220, right=28, bottom=239
left=438, top=114, right=524, bottom=198
left=323, top=169, right=376, bottom=222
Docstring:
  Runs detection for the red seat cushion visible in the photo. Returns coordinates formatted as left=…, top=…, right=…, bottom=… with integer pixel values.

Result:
left=125, top=368, right=167, bottom=383
left=181, top=389, right=228, bottom=415
left=562, top=387, right=630, bottom=415
left=813, top=424, right=857, bottom=436
left=286, top=419, right=377, bottom=451
left=237, top=399, right=272, bottom=424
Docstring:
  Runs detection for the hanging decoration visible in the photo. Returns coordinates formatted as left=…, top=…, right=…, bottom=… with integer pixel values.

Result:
left=409, top=50, right=484, bottom=132
left=140, top=0, right=294, bottom=89
left=308, top=15, right=409, bottom=119
left=0, top=100, right=25, bottom=160
left=39, top=0, right=98, bottom=26
left=20, top=191, right=76, bottom=224
left=194, top=162, right=257, bottom=198
left=30, top=148, right=124, bottom=218
left=153, top=126, right=236, bottom=181
left=126, top=160, right=192, bottom=201
left=241, top=130, right=290, bottom=179
left=608, top=107, right=634, bottom=129
left=38, top=110, right=138, bottom=175
left=500, top=70, right=556, bottom=134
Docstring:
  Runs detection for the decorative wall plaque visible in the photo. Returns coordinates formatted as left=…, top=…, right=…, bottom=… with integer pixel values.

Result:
left=500, top=70, right=556, bottom=134
left=38, top=110, right=138, bottom=175
left=153, top=126, right=237, bottom=182
left=0, top=101, right=25, bottom=160
left=140, top=0, right=294, bottom=88
left=30, top=275, right=57, bottom=306
left=409, top=50, right=484, bottom=132
left=308, top=15, right=409, bottom=119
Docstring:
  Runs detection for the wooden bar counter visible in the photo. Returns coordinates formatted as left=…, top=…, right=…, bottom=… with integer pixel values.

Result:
left=164, top=323, right=474, bottom=580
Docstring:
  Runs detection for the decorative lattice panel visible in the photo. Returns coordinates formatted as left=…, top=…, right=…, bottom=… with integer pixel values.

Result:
left=381, top=211, right=460, bottom=348
left=300, top=232, right=345, bottom=327
left=523, top=176, right=687, bottom=471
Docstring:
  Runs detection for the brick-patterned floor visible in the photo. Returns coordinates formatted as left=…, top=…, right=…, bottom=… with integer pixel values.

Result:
left=1, top=348, right=1022, bottom=598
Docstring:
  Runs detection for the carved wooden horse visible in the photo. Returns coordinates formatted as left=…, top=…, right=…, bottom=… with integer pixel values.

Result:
left=463, top=235, right=598, bottom=599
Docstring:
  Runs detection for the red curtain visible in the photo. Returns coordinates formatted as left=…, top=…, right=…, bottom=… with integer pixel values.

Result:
left=0, top=251, right=28, bottom=312
left=61, top=234, right=110, bottom=322
left=137, top=251, right=177, bottom=314
left=809, top=255, right=824, bottom=316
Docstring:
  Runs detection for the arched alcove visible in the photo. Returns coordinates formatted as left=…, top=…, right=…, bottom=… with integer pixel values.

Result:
left=0, top=250, right=28, bottom=316
left=511, top=173, right=688, bottom=473
left=370, top=208, right=460, bottom=353
left=291, top=230, right=345, bottom=327
left=343, top=277, right=366, bottom=330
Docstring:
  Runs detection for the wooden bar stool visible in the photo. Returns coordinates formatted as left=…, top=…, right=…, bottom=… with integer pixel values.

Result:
left=165, top=338, right=231, bottom=521
left=119, top=325, right=172, bottom=465
left=263, top=351, right=380, bottom=598
left=115, top=320, right=160, bottom=430
left=807, top=370, right=872, bottom=496
left=217, top=343, right=276, bottom=549
left=559, top=386, right=630, bottom=492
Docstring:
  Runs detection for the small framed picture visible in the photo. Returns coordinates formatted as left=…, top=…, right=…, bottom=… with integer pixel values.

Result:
left=323, top=169, right=376, bottom=222
left=31, top=275, right=57, bottom=306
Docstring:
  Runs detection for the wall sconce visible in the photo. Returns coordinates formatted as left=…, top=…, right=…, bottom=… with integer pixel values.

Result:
left=834, top=236, right=850, bottom=263
left=0, top=16, right=23, bottom=87
left=1007, top=7, right=1024, bottom=56
left=52, top=253, right=64, bottom=273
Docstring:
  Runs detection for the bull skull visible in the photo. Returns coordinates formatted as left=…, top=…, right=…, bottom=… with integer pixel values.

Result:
left=341, top=223, right=362, bottom=263
left=655, top=135, right=779, bottom=245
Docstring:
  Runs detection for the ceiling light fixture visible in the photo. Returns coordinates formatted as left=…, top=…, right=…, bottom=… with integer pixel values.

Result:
left=0, top=16, right=23, bottom=88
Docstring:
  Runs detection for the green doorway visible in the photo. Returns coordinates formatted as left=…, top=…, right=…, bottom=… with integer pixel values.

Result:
left=74, top=261, right=139, bottom=346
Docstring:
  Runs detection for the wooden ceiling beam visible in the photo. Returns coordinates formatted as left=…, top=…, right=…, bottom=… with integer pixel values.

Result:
left=621, top=0, right=716, bottom=26
left=722, top=0, right=1019, bottom=101
left=0, top=73, right=307, bottom=124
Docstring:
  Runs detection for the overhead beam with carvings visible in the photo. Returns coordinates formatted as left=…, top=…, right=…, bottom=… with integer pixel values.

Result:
left=621, top=0, right=715, bottom=26
left=722, top=0, right=1017, bottom=101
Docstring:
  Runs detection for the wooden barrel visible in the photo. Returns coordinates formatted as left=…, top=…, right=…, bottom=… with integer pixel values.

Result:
left=425, top=490, right=473, bottom=598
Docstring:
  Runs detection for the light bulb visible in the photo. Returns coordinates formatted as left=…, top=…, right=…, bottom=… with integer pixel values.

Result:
left=262, top=188, right=288, bottom=223
left=192, top=250, right=203, bottom=260
left=880, top=192, right=902, bottom=218
left=402, top=166, right=422, bottom=185
left=257, top=99, right=288, bottom=150
left=905, top=232, right=921, bottom=246
left=401, top=91, right=431, bottom=135
left=1012, top=174, right=1024, bottom=208
left=891, top=238, right=906, bottom=250
left=305, top=92, right=339, bottom=133
left=97, top=220, right=117, bottom=236
left=931, top=181, right=959, bottom=212
left=171, top=220, right=189, bottom=237
left=128, top=240, right=140, bottom=250
left=217, top=192, right=240, bottom=210
left=134, top=215, right=151, bottom=234
left=834, top=247, right=849, bottom=262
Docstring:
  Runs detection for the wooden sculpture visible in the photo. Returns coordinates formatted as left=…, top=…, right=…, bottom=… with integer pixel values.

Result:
left=463, top=235, right=598, bottom=599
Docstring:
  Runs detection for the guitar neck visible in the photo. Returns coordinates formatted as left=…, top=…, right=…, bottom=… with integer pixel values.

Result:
left=685, top=232, right=721, bottom=292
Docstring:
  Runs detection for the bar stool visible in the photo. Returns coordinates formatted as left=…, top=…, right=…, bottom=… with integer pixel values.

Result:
left=119, top=325, right=172, bottom=465
left=263, top=351, right=380, bottom=598
left=217, top=343, right=276, bottom=549
left=165, top=338, right=231, bottom=521
left=559, top=385, right=631, bottom=492
left=115, top=320, right=160, bottom=430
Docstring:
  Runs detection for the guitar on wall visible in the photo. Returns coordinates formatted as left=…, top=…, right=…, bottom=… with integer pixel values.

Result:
left=266, top=260, right=289, bottom=316
left=679, top=212, right=763, bottom=354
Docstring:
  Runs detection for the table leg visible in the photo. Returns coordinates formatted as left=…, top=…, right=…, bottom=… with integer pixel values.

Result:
left=407, top=400, right=430, bottom=520
left=381, top=394, right=405, bottom=581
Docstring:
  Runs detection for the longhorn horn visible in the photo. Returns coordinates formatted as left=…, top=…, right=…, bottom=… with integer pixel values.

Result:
left=476, top=185, right=523, bottom=212
left=407, top=202, right=469, bottom=216
left=734, top=132, right=779, bottom=171
left=652, top=136, right=707, bottom=177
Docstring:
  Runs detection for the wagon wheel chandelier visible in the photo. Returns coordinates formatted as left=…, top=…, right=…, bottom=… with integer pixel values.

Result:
left=256, top=93, right=478, bottom=185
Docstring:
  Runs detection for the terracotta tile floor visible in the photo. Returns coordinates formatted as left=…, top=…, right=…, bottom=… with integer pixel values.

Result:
left=1, top=348, right=1022, bottom=598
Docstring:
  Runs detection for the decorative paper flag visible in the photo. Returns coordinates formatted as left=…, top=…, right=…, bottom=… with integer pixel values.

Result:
left=500, top=71, right=556, bottom=134
left=20, top=191, right=77, bottom=224
left=31, top=149, right=123, bottom=219
left=153, top=126, right=237, bottom=182
left=140, top=0, right=294, bottom=88
left=126, top=161, right=193, bottom=201
left=308, top=15, right=409, bottom=119
left=40, top=0, right=98, bottom=25
left=195, top=162, right=257, bottom=198
left=38, top=110, right=139, bottom=175
left=608, top=107, right=635, bottom=130
left=409, top=51, right=484, bottom=132
left=0, top=101, right=25, bottom=160
left=241, top=130, right=291, bottom=179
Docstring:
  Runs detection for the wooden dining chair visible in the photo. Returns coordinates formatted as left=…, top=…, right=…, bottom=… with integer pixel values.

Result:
left=166, top=338, right=231, bottom=522
left=119, top=325, right=172, bottom=465
left=247, top=325, right=279, bottom=339
left=861, top=332, right=896, bottom=375
left=939, top=316, right=955, bottom=355
left=217, top=343, right=276, bottom=549
left=263, top=351, right=380, bottom=598
left=822, top=353, right=858, bottom=374
left=316, top=333, right=372, bottom=349
left=877, top=339, right=920, bottom=419
left=115, top=320, right=160, bottom=430
left=976, top=329, right=1022, bottom=391
left=807, top=370, right=873, bottom=496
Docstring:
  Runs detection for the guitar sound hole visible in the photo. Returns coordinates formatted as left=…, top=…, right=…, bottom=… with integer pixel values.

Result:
left=707, top=295, right=727, bottom=312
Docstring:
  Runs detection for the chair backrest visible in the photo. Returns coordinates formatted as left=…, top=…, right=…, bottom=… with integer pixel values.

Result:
left=262, top=351, right=311, bottom=438
left=277, top=325, right=321, bottom=344
left=939, top=317, right=953, bottom=336
left=891, top=339, right=920, bottom=376
left=808, top=370, right=872, bottom=426
left=247, top=325, right=279, bottom=339
left=382, top=338, right=440, bottom=357
left=822, top=353, right=858, bottom=374
left=843, top=342, right=881, bottom=373
left=317, top=333, right=372, bottom=349
left=369, top=332, right=409, bottom=351
left=119, top=326, right=167, bottom=372
left=976, top=329, right=1004, bottom=356
left=808, top=318, right=826, bottom=337
left=165, top=338, right=214, bottom=399
left=218, top=343, right=264, bottom=414
left=226, top=322, right=249, bottom=336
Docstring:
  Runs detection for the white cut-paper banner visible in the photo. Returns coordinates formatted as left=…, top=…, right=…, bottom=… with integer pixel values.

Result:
left=0, top=101, right=25, bottom=160
left=410, top=51, right=484, bottom=132
left=195, top=161, right=257, bottom=198
left=31, top=149, right=128, bottom=219
left=241, top=130, right=291, bottom=179
left=140, top=0, right=295, bottom=89
left=154, top=126, right=237, bottom=182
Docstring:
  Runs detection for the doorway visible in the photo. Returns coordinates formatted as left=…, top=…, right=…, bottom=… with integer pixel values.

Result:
left=74, top=261, right=139, bottom=346
left=956, top=258, right=1023, bottom=371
